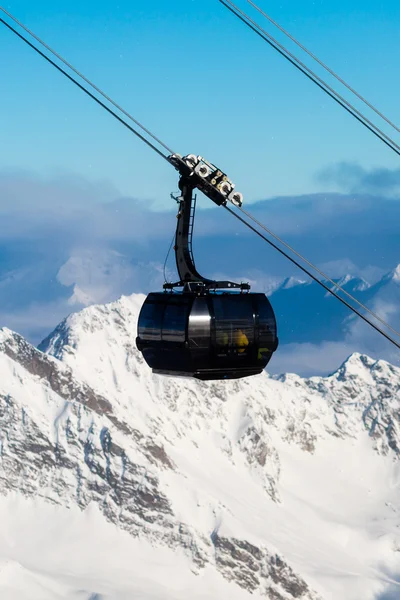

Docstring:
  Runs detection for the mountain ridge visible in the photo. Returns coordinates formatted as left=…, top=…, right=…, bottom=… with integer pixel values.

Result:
left=1, top=293, right=400, bottom=598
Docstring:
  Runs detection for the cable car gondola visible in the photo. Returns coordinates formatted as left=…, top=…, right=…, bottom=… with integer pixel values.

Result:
left=136, top=155, right=278, bottom=380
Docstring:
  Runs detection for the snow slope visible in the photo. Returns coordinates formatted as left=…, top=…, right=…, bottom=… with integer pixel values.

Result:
left=1, top=294, right=400, bottom=598
left=0, top=496, right=257, bottom=600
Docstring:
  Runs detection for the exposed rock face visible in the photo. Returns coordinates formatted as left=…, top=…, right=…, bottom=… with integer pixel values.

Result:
left=290, top=352, right=400, bottom=456
left=0, top=331, right=178, bottom=541
left=1, top=294, right=400, bottom=599
left=212, top=535, right=320, bottom=599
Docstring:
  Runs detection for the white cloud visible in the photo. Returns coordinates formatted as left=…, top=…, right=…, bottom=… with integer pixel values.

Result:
left=317, top=258, right=360, bottom=278
left=270, top=341, right=355, bottom=376
left=316, top=162, right=400, bottom=197
left=0, top=169, right=174, bottom=244
left=57, top=249, right=137, bottom=305
left=57, top=249, right=168, bottom=306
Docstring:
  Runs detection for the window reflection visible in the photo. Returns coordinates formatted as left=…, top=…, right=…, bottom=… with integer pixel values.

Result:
left=162, top=302, right=188, bottom=342
left=213, top=296, right=254, bottom=354
left=138, top=302, right=163, bottom=341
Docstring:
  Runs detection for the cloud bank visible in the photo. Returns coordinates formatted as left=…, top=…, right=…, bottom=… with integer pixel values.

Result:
left=317, top=161, right=400, bottom=197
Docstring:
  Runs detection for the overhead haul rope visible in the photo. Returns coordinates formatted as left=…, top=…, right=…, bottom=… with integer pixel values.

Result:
left=1, top=9, right=400, bottom=352
left=247, top=0, right=400, bottom=135
left=224, top=205, right=400, bottom=351
left=218, top=0, right=400, bottom=158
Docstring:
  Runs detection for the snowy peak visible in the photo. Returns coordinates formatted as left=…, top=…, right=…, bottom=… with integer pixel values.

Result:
left=39, top=293, right=144, bottom=360
left=335, top=273, right=371, bottom=291
left=334, top=352, right=378, bottom=380
left=383, top=263, right=400, bottom=284
left=1, top=324, right=116, bottom=429
left=393, top=264, right=400, bottom=281
left=0, top=327, right=12, bottom=343
left=280, top=276, right=308, bottom=290
left=369, top=264, right=400, bottom=291
left=302, top=352, right=400, bottom=457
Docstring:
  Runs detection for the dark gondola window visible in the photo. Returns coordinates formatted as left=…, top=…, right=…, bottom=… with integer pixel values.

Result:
left=162, top=302, right=189, bottom=342
left=213, top=296, right=254, bottom=353
left=138, top=301, right=163, bottom=341
left=258, top=298, right=277, bottom=345
left=257, top=296, right=277, bottom=362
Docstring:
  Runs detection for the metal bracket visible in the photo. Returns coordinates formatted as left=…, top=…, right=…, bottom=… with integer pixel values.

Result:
left=168, top=154, right=244, bottom=208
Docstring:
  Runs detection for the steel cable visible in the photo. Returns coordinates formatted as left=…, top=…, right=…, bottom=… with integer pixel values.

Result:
left=237, top=204, right=400, bottom=340
left=218, top=0, right=400, bottom=158
left=224, top=204, right=400, bottom=351
left=248, top=0, right=400, bottom=134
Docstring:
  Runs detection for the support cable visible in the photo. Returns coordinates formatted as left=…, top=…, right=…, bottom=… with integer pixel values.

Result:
left=224, top=204, right=400, bottom=351
left=247, top=0, right=400, bottom=134
left=218, top=0, right=400, bottom=158
left=0, top=6, right=175, bottom=156
left=163, top=232, right=176, bottom=284
left=237, top=204, right=400, bottom=340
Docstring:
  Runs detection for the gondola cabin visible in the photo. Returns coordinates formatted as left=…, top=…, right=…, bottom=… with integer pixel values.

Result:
left=136, top=291, right=278, bottom=380
left=136, top=154, right=278, bottom=380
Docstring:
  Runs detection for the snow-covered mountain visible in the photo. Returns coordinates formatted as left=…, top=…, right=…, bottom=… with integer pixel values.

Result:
left=1, top=294, right=400, bottom=599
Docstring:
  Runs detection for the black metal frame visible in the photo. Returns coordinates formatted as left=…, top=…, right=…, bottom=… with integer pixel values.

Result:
left=164, top=169, right=250, bottom=292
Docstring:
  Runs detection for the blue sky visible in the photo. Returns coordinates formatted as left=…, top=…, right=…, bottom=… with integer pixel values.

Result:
left=2, top=0, right=400, bottom=204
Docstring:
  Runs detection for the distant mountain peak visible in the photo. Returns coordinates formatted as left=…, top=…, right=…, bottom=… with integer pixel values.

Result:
left=387, top=263, right=400, bottom=283
left=0, top=327, right=14, bottom=343
left=336, top=273, right=353, bottom=286
left=280, top=276, right=308, bottom=290
left=335, top=274, right=371, bottom=291
left=340, top=351, right=375, bottom=368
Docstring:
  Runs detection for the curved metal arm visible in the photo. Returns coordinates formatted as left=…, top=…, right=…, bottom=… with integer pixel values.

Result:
left=175, top=177, right=210, bottom=285
left=164, top=175, right=249, bottom=291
